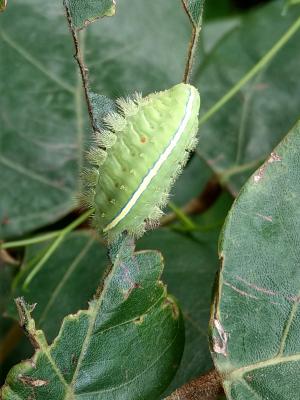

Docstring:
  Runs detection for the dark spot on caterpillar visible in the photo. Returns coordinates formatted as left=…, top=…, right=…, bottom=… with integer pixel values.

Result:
left=140, top=136, right=147, bottom=143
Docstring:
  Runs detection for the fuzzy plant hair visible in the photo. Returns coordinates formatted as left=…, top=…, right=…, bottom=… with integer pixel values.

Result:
left=80, top=83, right=200, bottom=243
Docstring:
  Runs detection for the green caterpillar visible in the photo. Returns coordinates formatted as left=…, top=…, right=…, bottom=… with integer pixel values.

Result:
left=81, top=83, right=200, bottom=242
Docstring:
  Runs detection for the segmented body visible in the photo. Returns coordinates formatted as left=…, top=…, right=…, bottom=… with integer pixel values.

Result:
left=81, top=83, right=200, bottom=242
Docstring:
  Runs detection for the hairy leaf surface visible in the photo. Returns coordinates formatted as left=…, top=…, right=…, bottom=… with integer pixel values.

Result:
left=1, top=236, right=184, bottom=399
left=0, top=0, right=190, bottom=239
left=210, top=121, right=300, bottom=399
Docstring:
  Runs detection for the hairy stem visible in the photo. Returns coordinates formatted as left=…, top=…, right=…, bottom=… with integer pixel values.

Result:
left=64, top=2, right=96, bottom=131
left=183, top=26, right=198, bottom=83
left=181, top=0, right=204, bottom=83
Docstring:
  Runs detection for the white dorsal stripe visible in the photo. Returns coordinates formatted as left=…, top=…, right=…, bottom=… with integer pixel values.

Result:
left=103, top=89, right=195, bottom=233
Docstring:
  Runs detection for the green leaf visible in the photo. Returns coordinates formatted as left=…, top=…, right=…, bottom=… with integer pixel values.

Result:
left=1, top=235, right=184, bottom=399
left=182, top=0, right=204, bottom=28
left=0, top=0, right=87, bottom=239
left=170, top=155, right=212, bottom=207
left=210, top=121, right=300, bottom=399
left=6, top=231, right=108, bottom=341
left=0, top=0, right=191, bottom=239
left=197, top=1, right=300, bottom=195
left=138, top=193, right=234, bottom=395
left=204, top=0, right=236, bottom=20
left=1, top=232, right=106, bottom=385
left=139, top=229, right=219, bottom=393
left=64, top=0, right=115, bottom=30
left=86, top=0, right=190, bottom=95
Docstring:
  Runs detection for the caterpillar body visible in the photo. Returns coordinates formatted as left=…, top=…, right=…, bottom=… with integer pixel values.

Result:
left=81, top=83, right=200, bottom=242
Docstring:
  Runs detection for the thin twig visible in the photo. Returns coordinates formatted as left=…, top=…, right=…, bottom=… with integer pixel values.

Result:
left=181, top=1, right=204, bottom=83
left=64, top=3, right=96, bottom=131
left=183, top=27, right=198, bottom=83
left=165, top=369, right=223, bottom=400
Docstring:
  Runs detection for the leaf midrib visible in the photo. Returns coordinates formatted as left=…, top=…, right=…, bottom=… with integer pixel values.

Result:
left=225, top=351, right=300, bottom=382
left=0, top=29, right=75, bottom=94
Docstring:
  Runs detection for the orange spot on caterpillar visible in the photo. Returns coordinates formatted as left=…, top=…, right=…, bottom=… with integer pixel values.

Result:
left=140, top=136, right=147, bottom=143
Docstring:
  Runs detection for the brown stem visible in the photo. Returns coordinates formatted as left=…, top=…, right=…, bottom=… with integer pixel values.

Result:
left=64, top=3, right=96, bottom=132
left=165, top=369, right=223, bottom=400
left=0, top=248, right=19, bottom=265
left=183, top=27, right=198, bottom=83
left=181, top=1, right=203, bottom=83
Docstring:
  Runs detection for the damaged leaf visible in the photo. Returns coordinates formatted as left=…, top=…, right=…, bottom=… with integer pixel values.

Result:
left=210, top=120, right=300, bottom=399
left=1, top=236, right=184, bottom=400
left=5, top=232, right=108, bottom=342
left=64, top=0, right=116, bottom=30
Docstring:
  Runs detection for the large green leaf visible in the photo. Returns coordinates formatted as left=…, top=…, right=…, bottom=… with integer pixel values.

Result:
left=0, top=0, right=193, bottom=240
left=196, top=1, right=300, bottom=195
left=1, top=236, right=184, bottom=399
left=210, top=121, right=300, bottom=398
left=0, top=232, right=108, bottom=385
left=5, top=231, right=108, bottom=341
left=0, top=0, right=86, bottom=239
